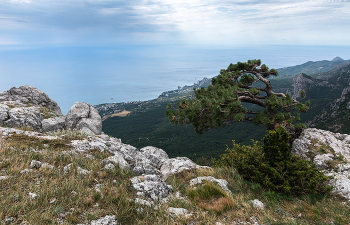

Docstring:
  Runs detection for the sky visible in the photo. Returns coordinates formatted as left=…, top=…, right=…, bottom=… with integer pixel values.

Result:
left=1, top=0, right=350, bottom=113
left=0, top=0, right=349, bottom=47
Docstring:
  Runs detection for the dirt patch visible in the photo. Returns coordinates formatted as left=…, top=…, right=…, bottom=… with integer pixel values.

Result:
left=102, top=111, right=132, bottom=121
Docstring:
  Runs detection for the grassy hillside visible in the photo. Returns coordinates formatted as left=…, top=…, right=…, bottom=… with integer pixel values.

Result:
left=1, top=128, right=350, bottom=224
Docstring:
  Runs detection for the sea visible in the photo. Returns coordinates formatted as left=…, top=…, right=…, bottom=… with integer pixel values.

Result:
left=1, top=44, right=350, bottom=114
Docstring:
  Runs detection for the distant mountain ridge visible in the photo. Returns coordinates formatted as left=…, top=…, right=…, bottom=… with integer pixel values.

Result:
left=277, top=57, right=350, bottom=76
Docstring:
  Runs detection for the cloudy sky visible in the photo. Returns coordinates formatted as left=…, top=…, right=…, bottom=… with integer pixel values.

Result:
left=1, top=0, right=349, bottom=47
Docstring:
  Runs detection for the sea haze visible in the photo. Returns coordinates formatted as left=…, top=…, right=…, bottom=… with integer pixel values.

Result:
left=1, top=44, right=350, bottom=114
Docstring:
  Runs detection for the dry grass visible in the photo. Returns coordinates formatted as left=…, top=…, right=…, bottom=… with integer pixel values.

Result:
left=1, top=132, right=350, bottom=224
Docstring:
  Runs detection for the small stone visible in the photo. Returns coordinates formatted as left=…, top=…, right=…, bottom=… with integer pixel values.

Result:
left=134, top=198, right=153, bottom=207
left=168, top=207, right=192, bottom=217
left=20, top=169, right=34, bottom=174
left=4, top=217, right=15, bottom=224
left=249, top=199, right=265, bottom=210
left=103, top=163, right=115, bottom=170
left=190, top=176, right=231, bottom=194
left=50, top=198, right=57, bottom=204
left=63, top=163, right=73, bottom=174
left=77, top=167, right=90, bottom=176
left=30, top=160, right=42, bottom=169
left=28, top=192, right=37, bottom=199
left=41, top=163, right=55, bottom=169
left=0, top=176, right=9, bottom=181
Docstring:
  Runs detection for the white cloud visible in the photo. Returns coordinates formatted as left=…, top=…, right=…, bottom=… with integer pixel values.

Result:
left=0, top=0, right=349, bottom=46
left=10, top=0, right=32, bottom=3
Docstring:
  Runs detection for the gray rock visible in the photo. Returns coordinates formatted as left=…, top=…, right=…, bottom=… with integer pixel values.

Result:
left=77, top=167, right=90, bottom=176
left=4, top=107, right=43, bottom=131
left=292, top=128, right=350, bottom=161
left=63, top=163, right=73, bottom=174
left=330, top=174, right=350, bottom=200
left=293, top=128, right=350, bottom=200
left=0, top=85, right=61, bottom=114
left=71, top=139, right=108, bottom=152
left=41, top=163, right=55, bottom=169
left=90, top=215, right=118, bottom=225
left=0, top=104, right=10, bottom=125
left=134, top=198, right=153, bottom=207
left=42, top=116, right=66, bottom=132
left=189, top=176, right=232, bottom=194
left=0, top=176, right=9, bottom=181
left=130, top=174, right=173, bottom=202
left=65, top=102, right=102, bottom=135
left=30, top=160, right=43, bottom=169
left=102, top=163, right=115, bottom=170
left=133, top=155, right=161, bottom=176
left=20, top=169, right=34, bottom=174
left=139, top=146, right=169, bottom=169
left=103, top=154, right=130, bottom=170
left=160, top=157, right=210, bottom=179
left=293, top=74, right=315, bottom=99
left=249, top=199, right=265, bottom=210
left=168, top=207, right=192, bottom=217
left=28, top=192, right=38, bottom=199
left=4, top=217, right=15, bottom=224
left=313, top=154, right=334, bottom=169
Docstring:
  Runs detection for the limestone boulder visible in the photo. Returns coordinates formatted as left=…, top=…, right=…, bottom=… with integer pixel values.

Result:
left=189, top=176, right=232, bottom=194
left=0, top=85, right=61, bottom=114
left=4, top=107, right=43, bottom=131
left=42, top=116, right=66, bottom=132
left=160, top=157, right=210, bottom=179
left=103, top=153, right=131, bottom=170
left=140, top=146, right=169, bottom=169
left=65, top=102, right=102, bottom=135
left=292, top=128, right=350, bottom=200
left=292, top=128, right=350, bottom=162
left=0, top=104, right=10, bottom=125
left=130, top=174, right=173, bottom=202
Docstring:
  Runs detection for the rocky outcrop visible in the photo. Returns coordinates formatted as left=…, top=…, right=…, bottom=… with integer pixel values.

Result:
left=293, top=128, right=350, bottom=200
left=65, top=102, right=102, bottom=135
left=292, top=73, right=315, bottom=99
left=3, top=106, right=44, bottom=131
left=0, top=85, right=61, bottom=114
left=42, top=116, right=66, bottom=132
left=0, top=86, right=102, bottom=135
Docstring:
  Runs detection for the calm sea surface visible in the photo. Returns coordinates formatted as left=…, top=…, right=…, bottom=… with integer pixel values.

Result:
left=1, top=45, right=350, bottom=113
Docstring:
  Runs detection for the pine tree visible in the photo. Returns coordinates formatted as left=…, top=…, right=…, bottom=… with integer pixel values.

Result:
left=166, top=59, right=310, bottom=133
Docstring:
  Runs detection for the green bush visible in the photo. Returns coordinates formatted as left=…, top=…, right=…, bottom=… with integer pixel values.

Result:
left=215, top=127, right=332, bottom=195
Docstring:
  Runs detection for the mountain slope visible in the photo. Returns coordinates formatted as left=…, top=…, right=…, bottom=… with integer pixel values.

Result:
left=97, top=59, right=350, bottom=160
left=304, top=63, right=350, bottom=133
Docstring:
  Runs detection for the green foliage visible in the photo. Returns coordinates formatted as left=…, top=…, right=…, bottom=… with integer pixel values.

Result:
left=166, top=60, right=309, bottom=133
left=103, top=102, right=267, bottom=160
left=186, top=181, right=226, bottom=201
left=215, top=127, right=332, bottom=195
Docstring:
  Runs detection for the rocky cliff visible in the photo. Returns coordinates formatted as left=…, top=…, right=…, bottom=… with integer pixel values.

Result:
left=291, top=63, right=350, bottom=133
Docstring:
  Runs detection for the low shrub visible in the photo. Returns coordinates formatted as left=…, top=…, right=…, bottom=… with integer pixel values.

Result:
left=215, top=127, right=332, bottom=195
